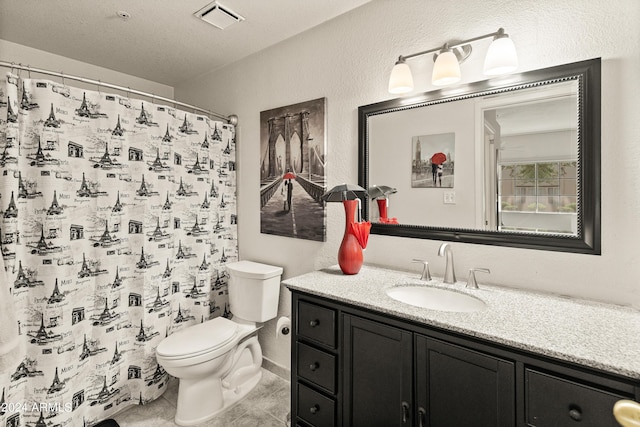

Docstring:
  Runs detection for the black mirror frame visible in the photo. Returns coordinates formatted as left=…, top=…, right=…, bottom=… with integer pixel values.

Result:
left=358, top=58, right=601, bottom=254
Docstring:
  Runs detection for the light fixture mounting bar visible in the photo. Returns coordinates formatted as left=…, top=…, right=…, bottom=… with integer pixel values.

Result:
left=400, top=28, right=506, bottom=62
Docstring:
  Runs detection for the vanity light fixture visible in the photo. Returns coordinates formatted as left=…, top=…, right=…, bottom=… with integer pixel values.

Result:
left=388, top=28, right=518, bottom=94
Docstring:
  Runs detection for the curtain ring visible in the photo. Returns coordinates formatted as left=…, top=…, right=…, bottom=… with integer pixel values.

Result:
left=97, top=79, right=102, bottom=94
left=17, top=63, right=22, bottom=77
left=61, top=71, right=65, bottom=86
left=27, top=65, right=31, bottom=79
left=10, top=62, right=15, bottom=74
left=127, top=87, right=131, bottom=99
left=151, top=93, right=155, bottom=104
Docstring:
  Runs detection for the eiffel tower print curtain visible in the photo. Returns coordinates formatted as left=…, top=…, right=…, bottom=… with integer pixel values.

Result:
left=0, top=73, right=238, bottom=426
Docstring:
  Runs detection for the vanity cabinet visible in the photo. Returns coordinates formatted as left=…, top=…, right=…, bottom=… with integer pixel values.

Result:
left=342, top=315, right=514, bottom=426
left=291, top=291, right=639, bottom=427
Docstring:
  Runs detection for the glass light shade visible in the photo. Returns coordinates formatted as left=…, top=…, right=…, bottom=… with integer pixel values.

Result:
left=432, top=51, right=461, bottom=86
left=388, top=61, right=414, bottom=94
left=484, top=36, right=518, bottom=75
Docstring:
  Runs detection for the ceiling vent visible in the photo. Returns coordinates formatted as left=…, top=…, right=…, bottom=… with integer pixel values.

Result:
left=194, top=1, right=244, bottom=30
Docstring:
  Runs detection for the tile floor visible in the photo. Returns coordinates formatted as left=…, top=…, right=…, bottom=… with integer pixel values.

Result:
left=112, top=368, right=290, bottom=427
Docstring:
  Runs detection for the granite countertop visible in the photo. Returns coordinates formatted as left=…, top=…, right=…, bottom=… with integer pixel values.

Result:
left=283, top=264, right=640, bottom=380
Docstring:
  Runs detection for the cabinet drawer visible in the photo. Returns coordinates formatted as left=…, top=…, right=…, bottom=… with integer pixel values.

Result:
left=526, top=369, right=630, bottom=427
left=297, top=301, right=336, bottom=348
left=297, top=383, right=335, bottom=427
left=297, top=342, right=336, bottom=393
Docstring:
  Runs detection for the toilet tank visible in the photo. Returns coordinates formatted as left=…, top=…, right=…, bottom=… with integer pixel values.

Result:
left=226, top=261, right=283, bottom=322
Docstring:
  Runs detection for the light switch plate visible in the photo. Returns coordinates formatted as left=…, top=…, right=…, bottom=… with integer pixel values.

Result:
left=444, top=191, right=456, bottom=204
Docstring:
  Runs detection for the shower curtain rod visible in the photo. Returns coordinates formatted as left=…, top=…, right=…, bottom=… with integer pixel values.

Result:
left=0, top=60, right=237, bottom=124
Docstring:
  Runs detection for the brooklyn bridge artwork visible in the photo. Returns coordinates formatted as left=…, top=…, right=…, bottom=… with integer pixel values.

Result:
left=260, top=98, right=327, bottom=241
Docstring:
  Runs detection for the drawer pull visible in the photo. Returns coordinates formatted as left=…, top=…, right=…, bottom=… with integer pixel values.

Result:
left=309, top=362, right=319, bottom=371
left=309, top=319, right=320, bottom=327
left=568, top=405, right=582, bottom=421
left=310, top=404, right=320, bottom=414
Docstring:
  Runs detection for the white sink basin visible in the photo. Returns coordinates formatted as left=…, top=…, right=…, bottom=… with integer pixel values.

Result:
left=386, top=285, right=486, bottom=312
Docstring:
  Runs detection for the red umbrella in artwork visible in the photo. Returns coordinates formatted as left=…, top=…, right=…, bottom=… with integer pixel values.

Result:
left=283, top=172, right=296, bottom=180
left=431, top=152, right=447, bottom=165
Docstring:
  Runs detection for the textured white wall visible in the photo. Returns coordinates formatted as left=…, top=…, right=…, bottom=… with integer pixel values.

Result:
left=175, top=0, right=640, bottom=370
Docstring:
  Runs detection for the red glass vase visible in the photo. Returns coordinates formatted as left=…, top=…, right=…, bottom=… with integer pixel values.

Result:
left=376, top=198, right=388, bottom=222
left=338, top=200, right=363, bottom=275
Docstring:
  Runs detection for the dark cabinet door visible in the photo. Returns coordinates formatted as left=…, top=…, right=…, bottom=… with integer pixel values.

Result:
left=415, top=336, right=515, bottom=427
left=343, top=314, right=413, bottom=427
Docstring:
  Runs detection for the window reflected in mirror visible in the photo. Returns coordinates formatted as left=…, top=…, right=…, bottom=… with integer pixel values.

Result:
left=481, top=81, right=578, bottom=235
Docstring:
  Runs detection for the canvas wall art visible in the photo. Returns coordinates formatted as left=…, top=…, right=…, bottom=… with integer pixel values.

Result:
left=259, top=98, right=327, bottom=241
left=411, top=132, right=455, bottom=188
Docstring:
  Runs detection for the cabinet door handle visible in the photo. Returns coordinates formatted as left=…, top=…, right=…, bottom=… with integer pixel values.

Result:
left=309, top=362, right=319, bottom=371
left=568, top=404, right=582, bottom=421
left=309, top=319, right=320, bottom=327
left=401, top=401, right=410, bottom=423
left=310, top=404, right=319, bottom=414
left=418, top=407, right=426, bottom=427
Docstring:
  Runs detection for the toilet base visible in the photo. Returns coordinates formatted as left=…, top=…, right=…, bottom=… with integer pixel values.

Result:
left=174, top=369, right=262, bottom=426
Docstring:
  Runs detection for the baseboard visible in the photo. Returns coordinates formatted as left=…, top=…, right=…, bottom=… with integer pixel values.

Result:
left=262, top=356, right=290, bottom=381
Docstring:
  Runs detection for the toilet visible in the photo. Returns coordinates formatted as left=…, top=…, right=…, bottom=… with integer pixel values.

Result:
left=156, top=260, right=283, bottom=426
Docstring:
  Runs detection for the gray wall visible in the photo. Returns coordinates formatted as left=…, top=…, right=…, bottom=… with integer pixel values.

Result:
left=0, top=39, right=174, bottom=99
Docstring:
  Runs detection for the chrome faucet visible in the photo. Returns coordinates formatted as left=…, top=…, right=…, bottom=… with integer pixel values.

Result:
left=438, top=243, right=456, bottom=284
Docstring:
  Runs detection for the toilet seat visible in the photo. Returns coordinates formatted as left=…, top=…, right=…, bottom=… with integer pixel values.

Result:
left=157, top=317, right=239, bottom=360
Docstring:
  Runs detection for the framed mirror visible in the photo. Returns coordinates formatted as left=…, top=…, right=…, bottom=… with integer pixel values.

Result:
left=358, top=58, right=600, bottom=254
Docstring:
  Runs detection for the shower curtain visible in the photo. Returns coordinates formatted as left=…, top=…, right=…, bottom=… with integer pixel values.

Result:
left=0, top=72, right=238, bottom=426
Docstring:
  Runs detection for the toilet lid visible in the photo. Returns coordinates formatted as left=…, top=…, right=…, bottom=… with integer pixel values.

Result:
left=156, top=317, right=238, bottom=359
left=226, top=260, right=283, bottom=279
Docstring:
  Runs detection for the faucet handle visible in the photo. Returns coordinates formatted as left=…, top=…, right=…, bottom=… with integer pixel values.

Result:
left=466, top=268, right=490, bottom=289
left=412, top=259, right=432, bottom=281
